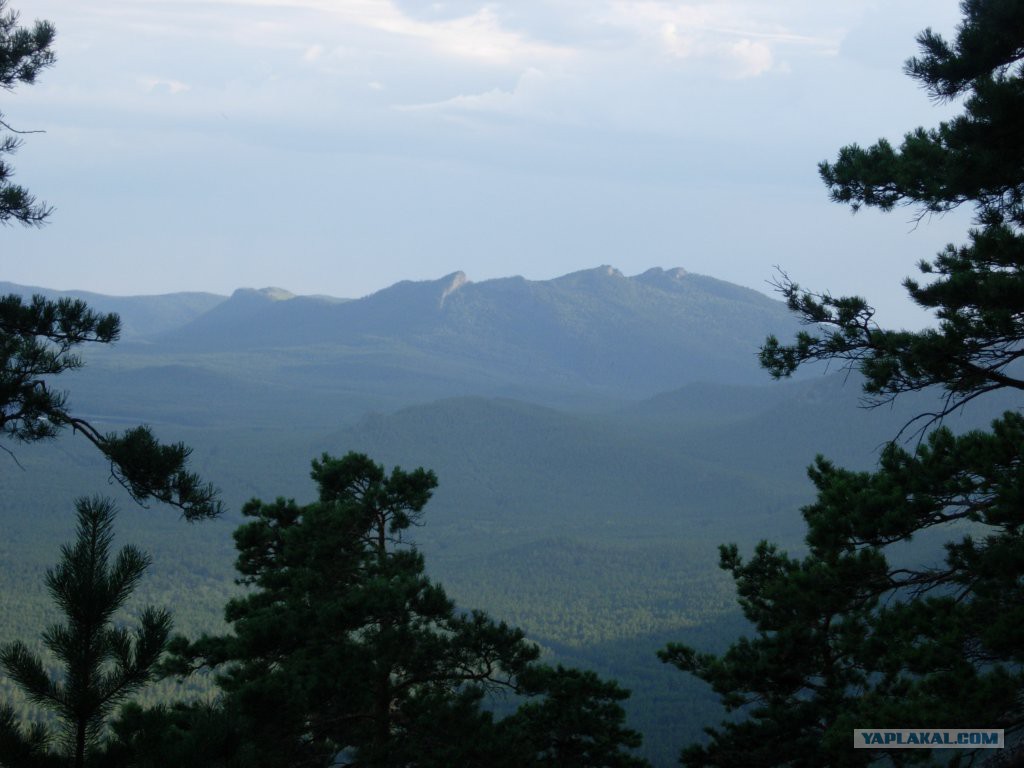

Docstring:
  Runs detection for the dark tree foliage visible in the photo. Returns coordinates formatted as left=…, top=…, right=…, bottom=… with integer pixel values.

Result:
left=0, top=3, right=219, bottom=519
left=149, top=453, right=648, bottom=767
left=100, top=702, right=258, bottom=768
left=163, top=452, right=537, bottom=766
left=663, top=418, right=1024, bottom=765
left=503, top=664, right=649, bottom=768
left=0, top=293, right=221, bottom=519
left=0, top=498, right=172, bottom=768
left=665, top=2, right=1024, bottom=766
left=761, top=0, right=1024, bottom=425
left=0, top=0, right=54, bottom=226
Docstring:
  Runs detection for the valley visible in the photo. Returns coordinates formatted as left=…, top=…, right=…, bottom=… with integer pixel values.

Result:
left=0, top=267, right=1011, bottom=765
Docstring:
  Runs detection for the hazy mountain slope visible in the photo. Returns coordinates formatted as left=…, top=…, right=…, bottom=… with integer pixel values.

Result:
left=321, top=396, right=812, bottom=552
left=319, top=373, right=1022, bottom=557
left=3, top=268, right=806, bottom=420
left=431, top=267, right=791, bottom=393
left=0, top=281, right=226, bottom=339
left=618, top=380, right=799, bottom=430
left=151, top=267, right=801, bottom=400
left=159, top=286, right=351, bottom=347
left=670, top=374, right=1020, bottom=480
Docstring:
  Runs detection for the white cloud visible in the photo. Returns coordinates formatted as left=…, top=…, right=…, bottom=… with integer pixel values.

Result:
left=601, top=1, right=839, bottom=77
left=727, top=38, right=773, bottom=78
left=363, top=5, right=573, bottom=65
left=19, top=0, right=869, bottom=144
left=196, top=0, right=576, bottom=66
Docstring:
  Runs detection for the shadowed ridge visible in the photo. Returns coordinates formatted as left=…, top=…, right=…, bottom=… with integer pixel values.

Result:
left=0, top=281, right=226, bottom=339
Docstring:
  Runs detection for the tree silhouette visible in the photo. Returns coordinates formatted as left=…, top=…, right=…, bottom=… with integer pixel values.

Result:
left=0, top=497, right=172, bottom=768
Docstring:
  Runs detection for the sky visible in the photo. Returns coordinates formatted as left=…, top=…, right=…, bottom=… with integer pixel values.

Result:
left=3, top=0, right=972, bottom=328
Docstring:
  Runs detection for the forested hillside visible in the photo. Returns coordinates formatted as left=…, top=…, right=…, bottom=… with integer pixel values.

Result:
left=0, top=272, right=1011, bottom=763
left=5, top=0, right=1022, bottom=764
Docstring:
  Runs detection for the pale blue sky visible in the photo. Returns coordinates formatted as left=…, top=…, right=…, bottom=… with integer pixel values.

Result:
left=4, top=0, right=970, bottom=328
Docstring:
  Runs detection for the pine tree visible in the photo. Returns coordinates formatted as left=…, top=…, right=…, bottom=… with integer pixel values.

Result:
left=0, top=0, right=54, bottom=226
left=0, top=497, right=172, bottom=768
left=154, top=453, right=650, bottom=767
left=665, top=2, right=1024, bottom=765
left=503, top=664, right=649, bottom=768
left=161, top=453, right=537, bottom=766
left=0, top=2, right=219, bottom=519
left=760, top=0, right=1024, bottom=425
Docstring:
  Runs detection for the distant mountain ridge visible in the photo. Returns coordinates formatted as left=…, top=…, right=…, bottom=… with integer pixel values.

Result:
left=4, top=266, right=806, bottom=412
left=144, top=265, right=802, bottom=400
left=0, top=281, right=226, bottom=339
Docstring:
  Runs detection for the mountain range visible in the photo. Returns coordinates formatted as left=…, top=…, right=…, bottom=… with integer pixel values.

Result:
left=1, top=267, right=1010, bottom=766
left=19, top=267, right=805, bottom=416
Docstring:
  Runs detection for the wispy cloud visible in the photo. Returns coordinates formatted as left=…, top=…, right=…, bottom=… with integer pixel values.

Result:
left=191, top=0, right=576, bottom=65
left=602, top=1, right=840, bottom=77
left=349, top=4, right=573, bottom=65
left=395, top=67, right=546, bottom=114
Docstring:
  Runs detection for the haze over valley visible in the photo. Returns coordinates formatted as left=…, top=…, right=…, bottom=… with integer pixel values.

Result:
left=1, top=267, right=1010, bottom=765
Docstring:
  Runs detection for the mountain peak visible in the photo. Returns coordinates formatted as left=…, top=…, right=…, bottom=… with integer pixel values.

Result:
left=586, top=265, right=624, bottom=279
left=553, top=265, right=626, bottom=285
left=638, top=267, right=687, bottom=280
left=231, top=287, right=296, bottom=302
left=633, top=267, right=689, bottom=289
